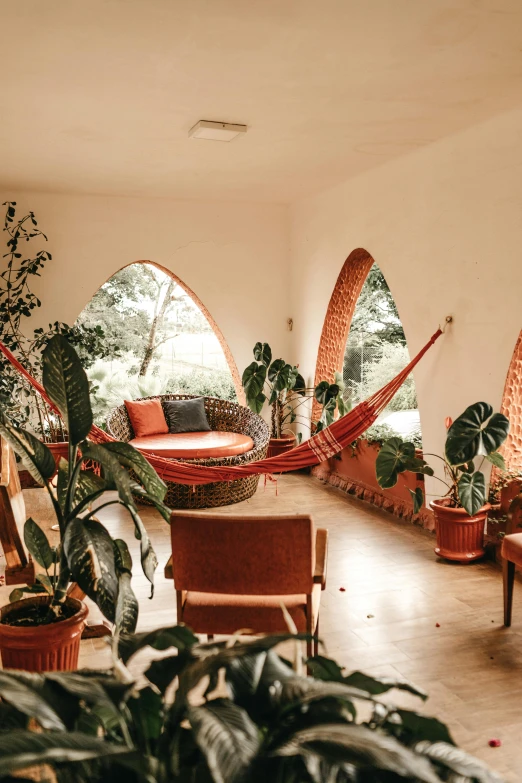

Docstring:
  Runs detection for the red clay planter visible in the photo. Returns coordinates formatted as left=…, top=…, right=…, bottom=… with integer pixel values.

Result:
left=431, top=499, right=490, bottom=563
left=267, top=433, right=297, bottom=459
left=0, top=596, right=88, bottom=672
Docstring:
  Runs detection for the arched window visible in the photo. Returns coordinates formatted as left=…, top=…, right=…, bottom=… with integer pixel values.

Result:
left=75, top=261, right=240, bottom=424
left=314, top=249, right=419, bottom=441
left=498, top=330, right=522, bottom=472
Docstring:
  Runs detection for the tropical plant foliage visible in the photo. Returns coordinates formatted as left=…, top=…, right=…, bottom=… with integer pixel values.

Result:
left=0, top=626, right=503, bottom=782
left=0, top=202, right=110, bottom=440
left=375, top=402, right=509, bottom=516
left=242, top=342, right=348, bottom=439
left=0, top=335, right=169, bottom=632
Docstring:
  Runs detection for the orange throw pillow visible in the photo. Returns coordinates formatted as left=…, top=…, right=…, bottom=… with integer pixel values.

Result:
left=124, top=399, right=169, bottom=438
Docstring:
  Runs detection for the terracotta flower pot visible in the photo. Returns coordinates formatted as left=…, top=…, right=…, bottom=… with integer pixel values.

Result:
left=47, top=441, right=70, bottom=475
left=430, top=499, right=490, bottom=563
left=0, top=595, right=88, bottom=672
left=267, top=433, right=297, bottom=459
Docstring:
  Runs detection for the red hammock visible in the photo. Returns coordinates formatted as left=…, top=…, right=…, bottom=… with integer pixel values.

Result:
left=0, top=328, right=442, bottom=486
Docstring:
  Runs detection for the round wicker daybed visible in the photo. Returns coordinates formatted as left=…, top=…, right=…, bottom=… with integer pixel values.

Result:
left=106, top=394, right=270, bottom=509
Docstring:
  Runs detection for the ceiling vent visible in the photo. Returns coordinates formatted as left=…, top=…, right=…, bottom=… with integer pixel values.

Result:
left=188, top=120, right=247, bottom=142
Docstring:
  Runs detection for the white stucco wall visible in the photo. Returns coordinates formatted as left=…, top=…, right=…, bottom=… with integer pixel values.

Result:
left=0, top=191, right=291, bottom=389
left=289, top=108, right=522, bottom=495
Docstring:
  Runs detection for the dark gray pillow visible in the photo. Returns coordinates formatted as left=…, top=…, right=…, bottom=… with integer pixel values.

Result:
left=163, top=398, right=211, bottom=434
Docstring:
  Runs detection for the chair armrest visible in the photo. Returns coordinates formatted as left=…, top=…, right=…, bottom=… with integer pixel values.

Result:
left=164, top=555, right=173, bottom=580
left=314, top=528, right=328, bottom=590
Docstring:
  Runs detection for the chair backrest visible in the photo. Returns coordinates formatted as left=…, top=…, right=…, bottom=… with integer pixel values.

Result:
left=170, top=511, right=315, bottom=595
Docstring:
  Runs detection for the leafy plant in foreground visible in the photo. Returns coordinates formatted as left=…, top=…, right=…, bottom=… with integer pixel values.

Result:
left=0, top=334, right=170, bottom=631
left=375, top=402, right=509, bottom=516
left=0, top=626, right=503, bottom=782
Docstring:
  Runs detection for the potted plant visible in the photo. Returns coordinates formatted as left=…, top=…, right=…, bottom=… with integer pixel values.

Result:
left=0, top=625, right=502, bottom=782
left=0, top=334, right=170, bottom=672
left=242, top=342, right=347, bottom=457
left=375, top=401, right=509, bottom=562
left=0, top=202, right=110, bottom=482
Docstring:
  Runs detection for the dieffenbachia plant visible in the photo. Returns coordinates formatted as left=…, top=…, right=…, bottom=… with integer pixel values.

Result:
left=0, top=625, right=503, bottom=782
left=242, top=342, right=348, bottom=440
left=0, top=335, right=171, bottom=633
left=375, top=401, right=509, bottom=516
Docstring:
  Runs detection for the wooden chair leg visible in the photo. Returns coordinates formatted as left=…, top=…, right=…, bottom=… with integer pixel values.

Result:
left=313, top=616, right=319, bottom=656
left=504, top=559, right=516, bottom=627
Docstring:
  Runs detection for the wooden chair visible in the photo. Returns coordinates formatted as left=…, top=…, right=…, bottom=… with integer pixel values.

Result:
left=502, top=493, right=522, bottom=626
left=166, top=511, right=328, bottom=656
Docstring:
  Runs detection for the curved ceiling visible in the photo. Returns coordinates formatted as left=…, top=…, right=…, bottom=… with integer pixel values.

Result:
left=0, top=0, right=521, bottom=202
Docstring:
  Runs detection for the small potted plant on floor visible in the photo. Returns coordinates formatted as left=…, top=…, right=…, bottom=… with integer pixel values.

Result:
left=375, top=402, right=509, bottom=562
left=242, top=342, right=347, bottom=457
left=0, top=334, right=169, bottom=672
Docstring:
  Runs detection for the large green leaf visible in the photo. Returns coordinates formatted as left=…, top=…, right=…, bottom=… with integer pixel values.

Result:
left=415, top=740, right=504, bottom=782
left=485, top=451, right=506, bottom=471
left=314, top=381, right=340, bottom=406
left=113, top=539, right=139, bottom=634
left=42, top=335, right=93, bottom=445
left=102, top=441, right=167, bottom=501
left=408, top=487, right=424, bottom=515
left=268, top=360, right=293, bottom=393
left=0, top=674, right=65, bottom=731
left=24, top=517, right=54, bottom=570
left=445, top=402, right=509, bottom=465
left=80, top=441, right=135, bottom=509
left=130, top=483, right=172, bottom=523
left=274, top=723, right=441, bottom=783
left=57, top=458, right=107, bottom=516
left=118, top=624, right=199, bottom=664
left=457, top=472, right=486, bottom=516
left=0, top=415, right=55, bottom=485
left=0, top=730, right=128, bottom=776
left=188, top=699, right=260, bottom=783
left=125, top=504, right=158, bottom=592
left=242, top=362, right=267, bottom=409
left=308, top=663, right=427, bottom=702
left=376, top=438, right=433, bottom=490
left=293, top=371, right=307, bottom=396
left=393, top=710, right=455, bottom=746
left=253, top=342, right=272, bottom=367
left=63, top=518, right=118, bottom=623
left=128, top=686, right=164, bottom=742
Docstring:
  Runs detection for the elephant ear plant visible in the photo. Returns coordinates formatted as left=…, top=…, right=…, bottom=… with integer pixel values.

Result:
left=375, top=401, right=509, bottom=516
left=0, top=334, right=170, bottom=633
left=242, top=342, right=348, bottom=440
left=0, top=626, right=503, bottom=782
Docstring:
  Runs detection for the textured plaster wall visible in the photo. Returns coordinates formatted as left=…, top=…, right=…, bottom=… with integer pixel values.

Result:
left=0, top=191, right=291, bottom=399
left=290, top=108, right=522, bottom=497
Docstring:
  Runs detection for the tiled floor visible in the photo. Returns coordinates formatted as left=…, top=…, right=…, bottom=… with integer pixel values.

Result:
left=3, top=473, right=521, bottom=780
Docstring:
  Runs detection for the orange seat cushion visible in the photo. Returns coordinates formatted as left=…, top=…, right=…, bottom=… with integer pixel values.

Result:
left=129, top=431, right=254, bottom=459
left=125, top=398, right=168, bottom=438
left=501, top=533, right=522, bottom=566
left=180, top=585, right=321, bottom=635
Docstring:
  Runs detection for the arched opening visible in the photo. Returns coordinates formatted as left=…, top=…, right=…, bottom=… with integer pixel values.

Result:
left=498, top=330, right=522, bottom=472
left=314, top=249, right=419, bottom=440
left=313, top=249, right=424, bottom=523
left=75, top=261, right=242, bottom=424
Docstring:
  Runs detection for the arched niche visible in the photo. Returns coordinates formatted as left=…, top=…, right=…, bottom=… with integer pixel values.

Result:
left=499, top=330, right=522, bottom=471
left=313, top=249, right=374, bottom=417
left=78, top=260, right=244, bottom=404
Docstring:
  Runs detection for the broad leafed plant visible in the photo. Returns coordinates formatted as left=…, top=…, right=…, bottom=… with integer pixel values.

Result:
left=0, top=626, right=503, bottom=782
left=375, top=402, right=509, bottom=516
left=242, top=342, right=348, bottom=441
left=0, top=334, right=170, bottom=632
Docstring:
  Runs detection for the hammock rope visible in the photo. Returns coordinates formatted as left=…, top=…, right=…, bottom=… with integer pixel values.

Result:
left=0, top=328, right=443, bottom=486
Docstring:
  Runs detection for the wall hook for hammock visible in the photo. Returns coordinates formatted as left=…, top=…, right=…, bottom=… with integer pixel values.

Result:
left=441, top=315, right=453, bottom=333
